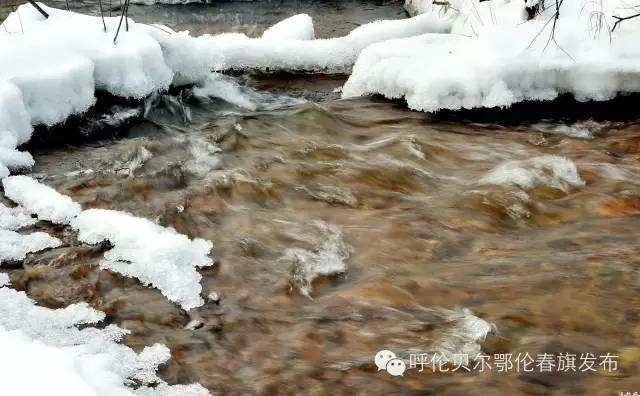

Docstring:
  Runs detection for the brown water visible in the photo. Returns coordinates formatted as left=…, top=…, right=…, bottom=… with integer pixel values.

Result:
left=4, top=1, right=640, bottom=394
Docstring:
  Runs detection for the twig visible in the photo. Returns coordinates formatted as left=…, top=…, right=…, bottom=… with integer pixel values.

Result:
left=125, top=0, right=130, bottom=31
left=113, top=0, right=128, bottom=44
left=27, top=0, right=48, bottom=18
left=99, top=0, right=107, bottom=32
left=611, top=12, right=640, bottom=32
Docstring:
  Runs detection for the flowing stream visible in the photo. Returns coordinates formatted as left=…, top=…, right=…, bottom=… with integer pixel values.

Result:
left=3, top=1, right=640, bottom=394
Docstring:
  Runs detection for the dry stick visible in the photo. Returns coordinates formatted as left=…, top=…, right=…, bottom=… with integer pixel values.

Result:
left=124, top=0, right=130, bottom=31
left=113, top=0, right=127, bottom=44
left=27, top=0, right=48, bottom=18
left=99, top=0, right=107, bottom=32
left=611, top=12, right=640, bottom=32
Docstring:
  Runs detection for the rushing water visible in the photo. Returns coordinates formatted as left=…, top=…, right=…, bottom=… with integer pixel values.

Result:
left=5, top=1, right=640, bottom=394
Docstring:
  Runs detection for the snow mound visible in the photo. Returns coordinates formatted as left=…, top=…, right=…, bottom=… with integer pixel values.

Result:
left=2, top=175, right=82, bottom=224
left=262, top=14, right=315, bottom=40
left=283, top=221, right=349, bottom=297
left=71, top=208, right=214, bottom=310
left=2, top=4, right=173, bottom=100
left=0, top=277, right=209, bottom=395
left=480, top=155, right=585, bottom=192
left=344, top=0, right=640, bottom=112
left=0, top=229, right=61, bottom=262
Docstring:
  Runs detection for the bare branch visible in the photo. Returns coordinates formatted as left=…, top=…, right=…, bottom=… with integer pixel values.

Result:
left=611, top=12, right=640, bottom=32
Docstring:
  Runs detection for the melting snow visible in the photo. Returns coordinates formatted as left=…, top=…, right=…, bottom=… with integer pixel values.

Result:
left=2, top=175, right=82, bottom=224
left=71, top=208, right=214, bottom=310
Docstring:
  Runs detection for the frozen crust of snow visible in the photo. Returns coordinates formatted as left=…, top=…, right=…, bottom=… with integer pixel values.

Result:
left=0, top=229, right=61, bottom=262
left=2, top=175, right=82, bottom=224
left=0, top=278, right=210, bottom=395
left=262, top=14, right=315, bottom=40
left=345, top=0, right=640, bottom=112
left=479, top=155, right=585, bottom=192
left=71, top=208, right=214, bottom=310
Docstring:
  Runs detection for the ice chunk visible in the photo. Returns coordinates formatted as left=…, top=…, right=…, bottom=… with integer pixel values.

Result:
left=0, top=278, right=210, bottom=395
left=71, top=209, right=214, bottom=310
left=2, top=176, right=82, bottom=224
left=0, top=229, right=61, bottom=262
left=283, top=221, right=349, bottom=297
left=0, top=203, right=37, bottom=230
left=262, top=14, right=315, bottom=40
left=480, top=155, right=585, bottom=192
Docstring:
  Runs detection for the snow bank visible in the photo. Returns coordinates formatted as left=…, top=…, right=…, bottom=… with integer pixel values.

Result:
left=1, top=4, right=172, bottom=101
left=3, top=175, right=82, bottom=224
left=344, top=0, right=640, bottom=112
left=71, top=209, right=214, bottom=310
left=262, top=14, right=315, bottom=40
left=0, top=3, right=173, bottom=178
left=0, top=5, right=452, bottom=178
left=0, top=276, right=209, bottom=395
left=0, top=229, right=61, bottom=261
left=148, top=11, right=453, bottom=79
left=479, top=155, right=584, bottom=192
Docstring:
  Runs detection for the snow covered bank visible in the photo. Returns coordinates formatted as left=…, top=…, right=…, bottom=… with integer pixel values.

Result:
left=72, top=209, right=214, bottom=310
left=345, top=0, right=640, bottom=112
left=0, top=4, right=452, bottom=179
left=151, top=11, right=452, bottom=77
left=0, top=274, right=209, bottom=395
